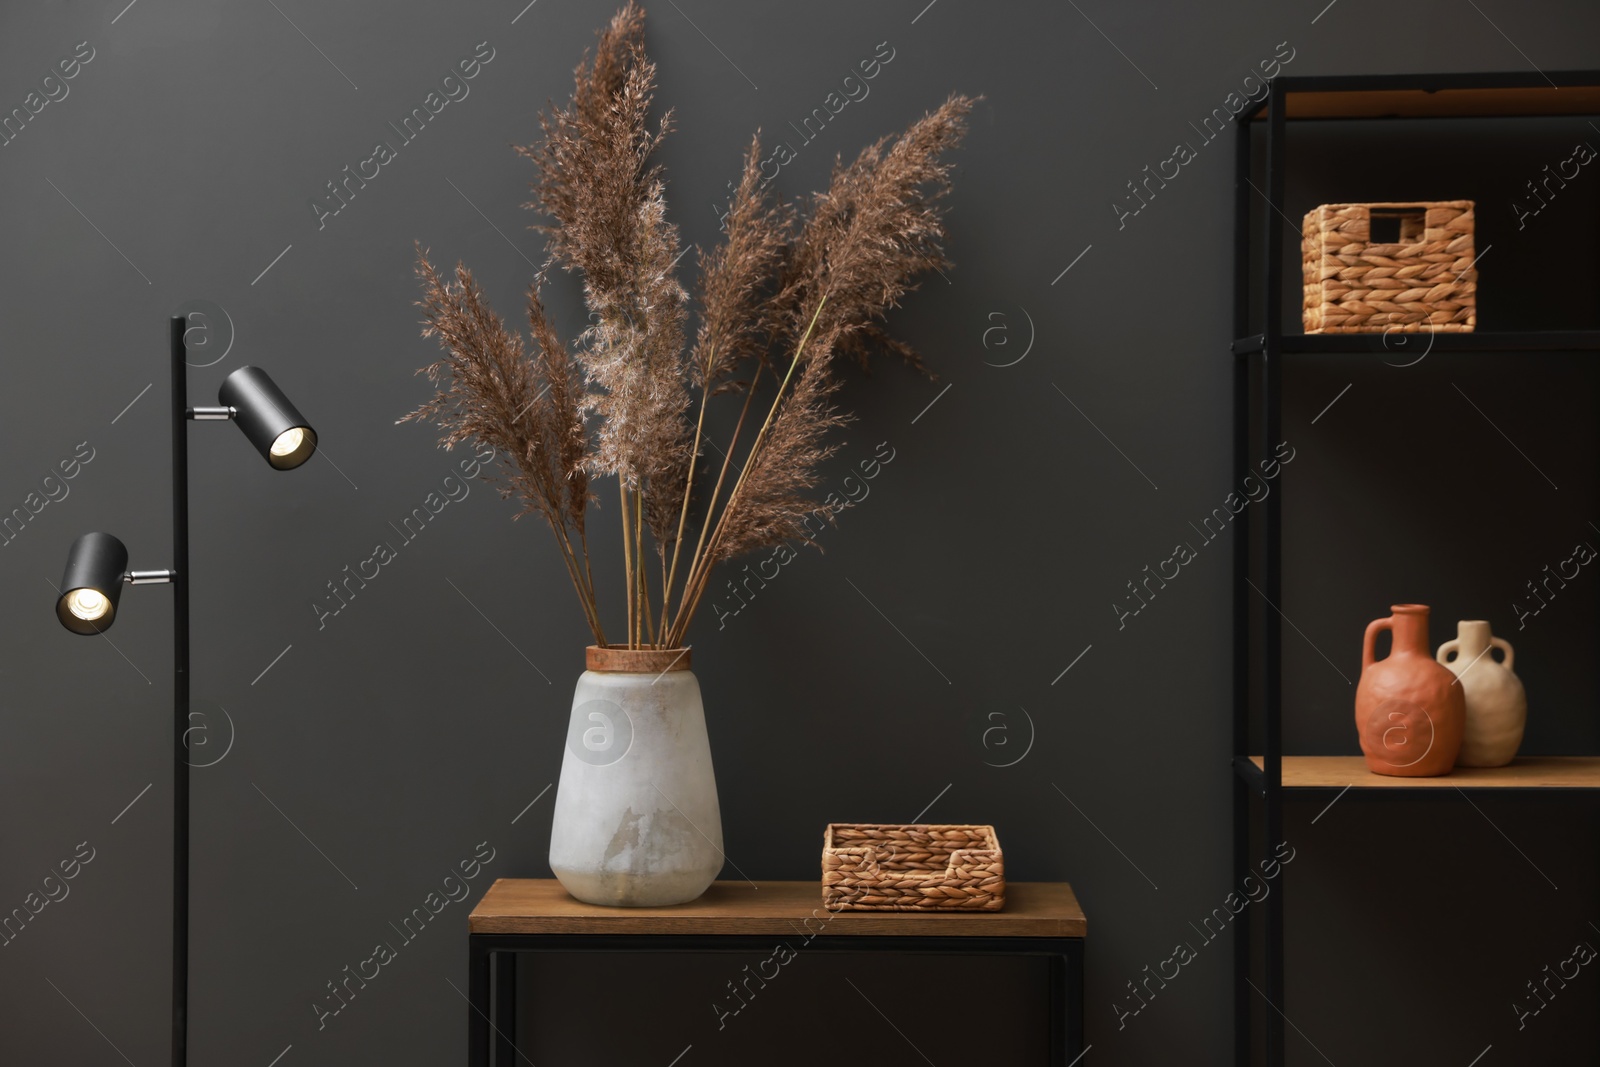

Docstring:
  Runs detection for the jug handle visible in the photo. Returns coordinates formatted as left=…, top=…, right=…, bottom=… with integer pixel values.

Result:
left=1363, top=616, right=1392, bottom=670
left=1491, top=636, right=1515, bottom=672
left=1436, top=638, right=1459, bottom=666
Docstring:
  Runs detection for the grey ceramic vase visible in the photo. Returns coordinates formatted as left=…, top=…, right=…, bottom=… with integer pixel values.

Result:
left=548, top=646, right=723, bottom=906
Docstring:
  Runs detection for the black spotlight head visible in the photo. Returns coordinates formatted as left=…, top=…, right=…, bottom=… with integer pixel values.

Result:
left=56, top=532, right=128, bottom=635
left=218, top=365, right=317, bottom=470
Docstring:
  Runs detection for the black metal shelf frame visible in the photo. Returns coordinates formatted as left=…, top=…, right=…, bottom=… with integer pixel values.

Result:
left=1229, top=68, right=1600, bottom=1067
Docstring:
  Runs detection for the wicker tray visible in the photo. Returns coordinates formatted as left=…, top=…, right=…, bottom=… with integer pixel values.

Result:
left=821, top=823, right=1004, bottom=912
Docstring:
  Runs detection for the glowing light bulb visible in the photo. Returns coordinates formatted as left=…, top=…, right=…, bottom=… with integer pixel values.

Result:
left=67, top=588, right=109, bottom=621
left=270, top=427, right=305, bottom=457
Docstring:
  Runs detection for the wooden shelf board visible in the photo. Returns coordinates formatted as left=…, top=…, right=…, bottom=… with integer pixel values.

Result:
left=468, top=879, right=1085, bottom=938
left=1231, top=331, right=1600, bottom=354
left=1285, top=86, right=1600, bottom=119
left=1240, top=76, right=1600, bottom=121
left=1248, top=755, right=1600, bottom=789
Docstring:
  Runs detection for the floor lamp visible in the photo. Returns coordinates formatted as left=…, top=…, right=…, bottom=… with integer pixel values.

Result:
left=54, top=317, right=318, bottom=1067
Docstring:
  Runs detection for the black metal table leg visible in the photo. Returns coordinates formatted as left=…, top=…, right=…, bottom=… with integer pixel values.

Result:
left=1065, top=941, right=1084, bottom=1062
left=493, top=951, right=517, bottom=1065
left=468, top=936, right=491, bottom=1067
left=1047, top=952, right=1068, bottom=1063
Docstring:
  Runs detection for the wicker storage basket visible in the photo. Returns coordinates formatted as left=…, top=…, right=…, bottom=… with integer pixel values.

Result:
left=821, top=823, right=1004, bottom=912
left=1301, top=200, right=1476, bottom=333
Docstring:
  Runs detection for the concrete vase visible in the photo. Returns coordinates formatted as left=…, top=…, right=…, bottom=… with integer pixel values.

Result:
left=548, top=645, right=722, bottom=906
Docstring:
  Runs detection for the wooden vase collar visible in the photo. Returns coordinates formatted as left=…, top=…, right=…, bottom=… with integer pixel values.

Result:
left=585, top=645, right=692, bottom=673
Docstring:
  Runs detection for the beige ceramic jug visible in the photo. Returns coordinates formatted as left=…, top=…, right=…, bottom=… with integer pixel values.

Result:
left=1437, top=620, right=1527, bottom=768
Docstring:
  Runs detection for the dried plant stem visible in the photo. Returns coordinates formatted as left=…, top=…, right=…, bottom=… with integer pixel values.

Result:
left=549, top=514, right=604, bottom=645
left=635, top=488, right=656, bottom=646
left=669, top=295, right=828, bottom=646
left=579, top=527, right=604, bottom=643
left=553, top=522, right=605, bottom=644
left=657, top=363, right=712, bottom=637
left=619, top=479, right=635, bottom=648
left=658, top=546, right=672, bottom=641
left=633, top=492, right=642, bottom=648
left=634, top=489, right=642, bottom=647
left=665, top=361, right=765, bottom=647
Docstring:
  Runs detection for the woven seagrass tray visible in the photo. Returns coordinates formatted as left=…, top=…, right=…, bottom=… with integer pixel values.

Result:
left=1301, top=200, right=1476, bottom=334
left=821, top=823, right=1004, bottom=912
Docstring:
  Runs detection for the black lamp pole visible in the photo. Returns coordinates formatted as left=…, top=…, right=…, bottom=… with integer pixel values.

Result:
left=169, top=315, right=191, bottom=1067
left=54, top=316, right=317, bottom=1067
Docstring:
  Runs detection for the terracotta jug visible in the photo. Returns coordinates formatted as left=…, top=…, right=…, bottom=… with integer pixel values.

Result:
left=1437, top=620, right=1527, bottom=767
left=1354, top=604, right=1464, bottom=776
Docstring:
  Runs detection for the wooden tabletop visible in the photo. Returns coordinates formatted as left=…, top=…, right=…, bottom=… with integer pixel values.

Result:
left=469, top=879, right=1085, bottom=938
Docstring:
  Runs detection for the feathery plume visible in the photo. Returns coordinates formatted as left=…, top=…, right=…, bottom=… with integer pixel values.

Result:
left=407, top=3, right=974, bottom=648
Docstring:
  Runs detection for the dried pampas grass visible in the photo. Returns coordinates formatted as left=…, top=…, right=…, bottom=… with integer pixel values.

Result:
left=403, top=1, right=974, bottom=648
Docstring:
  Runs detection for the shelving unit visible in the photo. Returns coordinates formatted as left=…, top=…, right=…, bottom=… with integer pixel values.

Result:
left=1230, top=70, right=1600, bottom=1067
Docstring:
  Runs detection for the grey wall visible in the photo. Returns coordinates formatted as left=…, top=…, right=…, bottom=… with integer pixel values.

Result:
left=2, top=0, right=1598, bottom=1064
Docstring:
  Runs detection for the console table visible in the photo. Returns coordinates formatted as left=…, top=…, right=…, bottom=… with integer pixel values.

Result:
left=467, top=878, right=1086, bottom=1065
